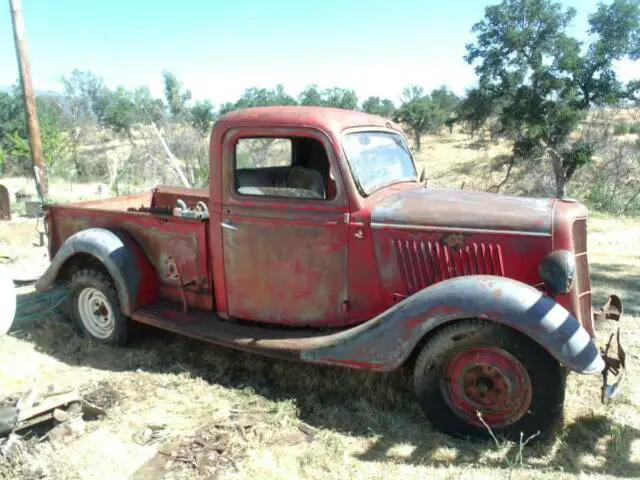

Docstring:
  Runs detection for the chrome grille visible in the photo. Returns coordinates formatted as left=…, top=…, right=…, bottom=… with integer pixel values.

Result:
left=572, top=219, right=592, bottom=325
left=394, top=238, right=504, bottom=294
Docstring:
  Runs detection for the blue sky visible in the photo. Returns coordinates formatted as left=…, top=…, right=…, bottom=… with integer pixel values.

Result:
left=1, top=0, right=638, bottom=106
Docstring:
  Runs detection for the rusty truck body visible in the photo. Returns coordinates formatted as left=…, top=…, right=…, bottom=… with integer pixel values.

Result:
left=36, top=106, right=625, bottom=439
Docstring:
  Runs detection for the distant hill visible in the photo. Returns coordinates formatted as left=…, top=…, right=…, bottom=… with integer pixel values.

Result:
left=1, top=84, right=63, bottom=98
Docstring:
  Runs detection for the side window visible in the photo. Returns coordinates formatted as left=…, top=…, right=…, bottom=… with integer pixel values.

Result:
left=234, top=136, right=336, bottom=200
left=236, top=138, right=292, bottom=169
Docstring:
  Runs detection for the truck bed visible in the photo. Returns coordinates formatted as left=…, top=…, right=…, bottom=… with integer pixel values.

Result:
left=46, top=186, right=214, bottom=310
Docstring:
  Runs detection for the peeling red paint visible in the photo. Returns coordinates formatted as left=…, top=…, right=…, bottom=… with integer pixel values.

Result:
left=39, top=106, right=609, bottom=381
left=444, top=347, right=532, bottom=428
left=326, top=359, right=384, bottom=369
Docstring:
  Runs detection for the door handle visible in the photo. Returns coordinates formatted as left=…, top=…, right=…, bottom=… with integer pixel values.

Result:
left=221, top=219, right=238, bottom=231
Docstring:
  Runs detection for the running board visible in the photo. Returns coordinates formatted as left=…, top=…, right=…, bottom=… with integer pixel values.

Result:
left=131, top=301, right=343, bottom=361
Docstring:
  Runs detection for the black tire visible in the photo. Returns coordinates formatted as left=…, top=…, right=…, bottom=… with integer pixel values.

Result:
left=413, top=319, right=565, bottom=440
left=68, top=269, right=129, bottom=346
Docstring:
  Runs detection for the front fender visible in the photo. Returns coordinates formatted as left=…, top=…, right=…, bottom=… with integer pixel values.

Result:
left=36, top=228, right=158, bottom=315
left=302, top=275, right=604, bottom=374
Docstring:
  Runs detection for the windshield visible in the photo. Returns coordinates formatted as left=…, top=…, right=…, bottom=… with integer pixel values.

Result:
left=343, top=131, right=418, bottom=196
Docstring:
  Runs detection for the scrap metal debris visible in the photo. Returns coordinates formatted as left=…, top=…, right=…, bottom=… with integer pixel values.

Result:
left=131, top=420, right=248, bottom=480
left=0, top=384, right=111, bottom=479
left=0, top=386, right=108, bottom=456
left=131, top=409, right=318, bottom=479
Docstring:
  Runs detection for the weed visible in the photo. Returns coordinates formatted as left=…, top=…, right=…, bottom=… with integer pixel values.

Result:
left=477, top=411, right=541, bottom=476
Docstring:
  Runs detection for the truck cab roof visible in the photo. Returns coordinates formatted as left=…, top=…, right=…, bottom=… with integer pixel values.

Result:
left=214, top=106, right=403, bottom=136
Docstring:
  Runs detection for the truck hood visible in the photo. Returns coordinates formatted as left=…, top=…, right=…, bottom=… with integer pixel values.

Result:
left=371, top=187, right=555, bottom=235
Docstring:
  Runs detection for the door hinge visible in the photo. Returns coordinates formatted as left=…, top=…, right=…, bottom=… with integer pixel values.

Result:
left=341, top=300, right=350, bottom=312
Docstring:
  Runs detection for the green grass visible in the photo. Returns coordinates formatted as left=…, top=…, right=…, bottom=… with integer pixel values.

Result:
left=614, top=122, right=640, bottom=135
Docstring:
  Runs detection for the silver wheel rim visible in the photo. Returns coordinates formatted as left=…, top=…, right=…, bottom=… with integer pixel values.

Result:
left=77, top=287, right=115, bottom=339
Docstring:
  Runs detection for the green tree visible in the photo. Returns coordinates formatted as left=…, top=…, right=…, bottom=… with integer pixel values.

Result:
left=454, top=88, right=495, bottom=134
left=628, top=79, right=640, bottom=104
left=133, top=86, right=165, bottom=124
left=430, top=86, right=460, bottom=115
left=323, top=88, right=358, bottom=109
left=461, top=0, right=640, bottom=198
left=220, top=85, right=297, bottom=113
left=298, top=84, right=324, bottom=106
left=0, top=87, right=24, bottom=156
left=60, top=69, right=111, bottom=123
left=5, top=93, right=72, bottom=175
left=395, top=86, right=447, bottom=150
left=361, top=96, right=396, bottom=118
left=60, top=70, right=104, bottom=176
left=103, top=86, right=136, bottom=139
left=0, top=87, right=28, bottom=174
left=271, top=84, right=297, bottom=106
left=190, top=100, right=215, bottom=135
left=163, top=70, right=192, bottom=120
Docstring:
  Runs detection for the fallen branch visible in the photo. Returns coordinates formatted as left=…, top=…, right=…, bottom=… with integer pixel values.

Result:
left=622, top=186, right=640, bottom=215
left=150, top=122, right=191, bottom=188
left=488, top=156, right=515, bottom=193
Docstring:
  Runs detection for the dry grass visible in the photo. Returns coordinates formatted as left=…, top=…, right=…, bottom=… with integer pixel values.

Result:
left=1, top=216, right=639, bottom=479
left=1, top=177, right=106, bottom=204
left=411, top=109, right=640, bottom=201
left=412, top=131, right=515, bottom=192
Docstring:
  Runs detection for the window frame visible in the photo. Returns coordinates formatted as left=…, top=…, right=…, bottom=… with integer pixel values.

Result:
left=227, top=128, right=345, bottom=206
left=234, top=137, right=294, bottom=170
left=340, top=127, right=419, bottom=198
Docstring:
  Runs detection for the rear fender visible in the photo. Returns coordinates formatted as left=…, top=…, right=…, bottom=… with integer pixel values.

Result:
left=36, top=228, right=159, bottom=315
left=302, top=275, right=604, bottom=374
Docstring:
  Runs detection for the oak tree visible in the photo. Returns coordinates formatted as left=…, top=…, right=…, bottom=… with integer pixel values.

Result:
left=461, top=0, right=640, bottom=197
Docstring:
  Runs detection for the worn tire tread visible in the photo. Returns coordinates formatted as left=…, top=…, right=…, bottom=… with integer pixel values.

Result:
left=413, top=319, right=565, bottom=440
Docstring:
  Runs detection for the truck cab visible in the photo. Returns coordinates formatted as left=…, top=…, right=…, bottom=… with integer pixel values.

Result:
left=209, top=108, right=591, bottom=330
left=37, top=106, right=625, bottom=440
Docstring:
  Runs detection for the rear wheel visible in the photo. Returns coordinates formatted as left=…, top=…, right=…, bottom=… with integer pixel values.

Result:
left=413, top=319, right=565, bottom=440
left=69, top=269, right=129, bottom=346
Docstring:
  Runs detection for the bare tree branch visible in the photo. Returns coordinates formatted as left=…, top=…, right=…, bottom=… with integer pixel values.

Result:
left=150, top=121, right=191, bottom=187
left=487, top=156, right=515, bottom=193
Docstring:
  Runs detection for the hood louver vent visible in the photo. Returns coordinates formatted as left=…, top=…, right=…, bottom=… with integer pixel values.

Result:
left=393, top=238, right=505, bottom=294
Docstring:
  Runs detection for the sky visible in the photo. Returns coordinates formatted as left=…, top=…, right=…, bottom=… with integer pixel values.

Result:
left=1, top=0, right=638, bottom=107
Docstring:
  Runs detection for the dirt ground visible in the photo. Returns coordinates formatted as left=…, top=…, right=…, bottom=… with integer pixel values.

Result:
left=1, top=202, right=640, bottom=479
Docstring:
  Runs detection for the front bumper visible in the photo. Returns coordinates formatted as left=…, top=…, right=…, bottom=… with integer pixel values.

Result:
left=593, top=295, right=626, bottom=404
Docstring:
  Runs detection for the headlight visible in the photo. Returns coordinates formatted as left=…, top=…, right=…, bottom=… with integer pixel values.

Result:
left=538, top=250, right=575, bottom=296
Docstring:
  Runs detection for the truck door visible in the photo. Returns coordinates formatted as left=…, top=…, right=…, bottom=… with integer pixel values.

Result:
left=219, top=128, right=350, bottom=326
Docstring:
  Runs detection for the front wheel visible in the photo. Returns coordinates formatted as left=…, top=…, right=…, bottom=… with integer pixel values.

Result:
left=413, top=319, right=565, bottom=440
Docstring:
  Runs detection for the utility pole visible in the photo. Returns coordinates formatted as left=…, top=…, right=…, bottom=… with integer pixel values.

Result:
left=9, top=0, right=48, bottom=198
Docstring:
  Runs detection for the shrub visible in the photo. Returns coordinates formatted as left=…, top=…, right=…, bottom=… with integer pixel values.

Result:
left=614, top=123, right=631, bottom=135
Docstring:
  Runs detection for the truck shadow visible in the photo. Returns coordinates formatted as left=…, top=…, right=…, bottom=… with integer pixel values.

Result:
left=9, top=310, right=640, bottom=478
left=590, top=261, right=640, bottom=316
left=355, top=414, right=640, bottom=477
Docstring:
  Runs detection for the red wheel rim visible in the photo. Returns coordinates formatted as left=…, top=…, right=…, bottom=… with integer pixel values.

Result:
left=442, top=347, right=532, bottom=428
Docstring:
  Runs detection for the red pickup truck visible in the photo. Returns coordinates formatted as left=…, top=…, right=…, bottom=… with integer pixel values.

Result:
left=36, top=106, right=625, bottom=440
